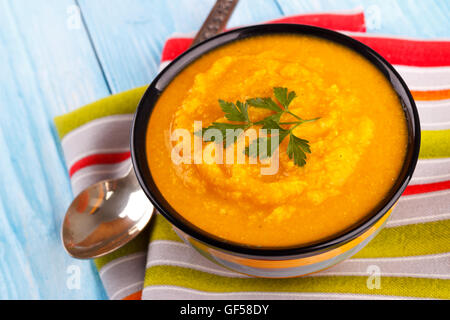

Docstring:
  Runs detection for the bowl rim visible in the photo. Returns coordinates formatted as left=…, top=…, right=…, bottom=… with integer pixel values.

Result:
left=131, top=24, right=421, bottom=258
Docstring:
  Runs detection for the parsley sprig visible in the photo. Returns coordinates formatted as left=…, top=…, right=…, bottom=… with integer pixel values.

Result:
left=200, top=87, right=319, bottom=167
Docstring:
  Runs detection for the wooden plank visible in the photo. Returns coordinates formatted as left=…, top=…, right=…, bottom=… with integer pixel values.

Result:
left=77, top=0, right=284, bottom=93
left=0, top=0, right=109, bottom=299
left=276, top=0, right=450, bottom=38
left=227, top=0, right=284, bottom=27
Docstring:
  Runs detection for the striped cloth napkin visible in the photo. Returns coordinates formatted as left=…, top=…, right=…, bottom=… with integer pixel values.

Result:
left=54, top=10, right=450, bottom=300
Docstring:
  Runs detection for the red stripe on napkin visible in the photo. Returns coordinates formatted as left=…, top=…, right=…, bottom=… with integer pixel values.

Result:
left=162, top=38, right=193, bottom=62
left=162, top=35, right=450, bottom=69
left=403, top=180, right=450, bottom=196
left=162, top=35, right=450, bottom=67
left=69, top=152, right=131, bottom=177
left=267, top=12, right=366, bottom=32
left=352, top=36, right=450, bottom=67
left=161, top=11, right=366, bottom=62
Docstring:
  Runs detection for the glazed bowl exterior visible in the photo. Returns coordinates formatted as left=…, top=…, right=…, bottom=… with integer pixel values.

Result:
left=131, top=24, right=420, bottom=278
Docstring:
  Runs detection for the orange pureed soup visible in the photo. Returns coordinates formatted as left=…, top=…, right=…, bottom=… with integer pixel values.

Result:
left=146, top=34, right=408, bottom=247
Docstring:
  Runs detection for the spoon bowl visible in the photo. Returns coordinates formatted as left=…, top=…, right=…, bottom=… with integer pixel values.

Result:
left=62, top=169, right=153, bottom=259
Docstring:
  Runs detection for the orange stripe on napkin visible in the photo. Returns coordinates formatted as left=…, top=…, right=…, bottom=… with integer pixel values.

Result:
left=122, top=290, right=142, bottom=300
left=411, top=89, right=450, bottom=101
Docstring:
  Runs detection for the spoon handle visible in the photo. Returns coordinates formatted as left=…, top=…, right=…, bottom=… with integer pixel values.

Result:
left=191, top=0, right=239, bottom=46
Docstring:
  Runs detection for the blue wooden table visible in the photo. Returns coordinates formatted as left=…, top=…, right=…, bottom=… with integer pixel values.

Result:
left=0, top=0, right=448, bottom=299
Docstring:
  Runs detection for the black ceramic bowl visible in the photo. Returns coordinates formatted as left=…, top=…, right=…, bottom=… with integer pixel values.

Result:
left=131, top=24, right=420, bottom=277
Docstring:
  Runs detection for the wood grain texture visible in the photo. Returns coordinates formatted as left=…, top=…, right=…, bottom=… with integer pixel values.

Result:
left=0, top=0, right=449, bottom=299
left=0, top=0, right=108, bottom=299
left=76, top=0, right=283, bottom=93
left=276, top=0, right=450, bottom=38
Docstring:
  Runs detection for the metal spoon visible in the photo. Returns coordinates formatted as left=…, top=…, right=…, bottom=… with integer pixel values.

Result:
left=62, top=168, right=153, bottom=259
left=61, top=0, right=239, bottom=259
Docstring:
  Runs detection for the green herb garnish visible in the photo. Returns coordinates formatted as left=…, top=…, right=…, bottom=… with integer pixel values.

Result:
left=200, top=87, right=319, bottom=167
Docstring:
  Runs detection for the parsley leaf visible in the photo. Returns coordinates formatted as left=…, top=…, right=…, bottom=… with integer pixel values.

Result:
left=274, top=87, right=297, bottom=109
left=287, top=133, right=311, bottom=167
left=264, top=112, right=283, bottom=124
left=260, top=118, right=285, bottom=131
left=246, top=97, right=283, bottom=112
left=219, top=99, right=249, bottom=122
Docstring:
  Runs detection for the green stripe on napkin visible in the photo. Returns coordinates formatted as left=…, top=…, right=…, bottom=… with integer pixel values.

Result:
left=420, top=129, right=450, bottom=158
left=354, top=219, right=450, bottom=258
left=149, top=214, right=184, bottom=243
left=54, top=86, right=146, bottom=139
left=94, top=226, right=150, bottom=270
left=145, top=266, right=450, bottom=299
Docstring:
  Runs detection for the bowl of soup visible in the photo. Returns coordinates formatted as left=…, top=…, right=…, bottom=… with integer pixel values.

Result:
left=131, top=24, right=420, bottom=277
